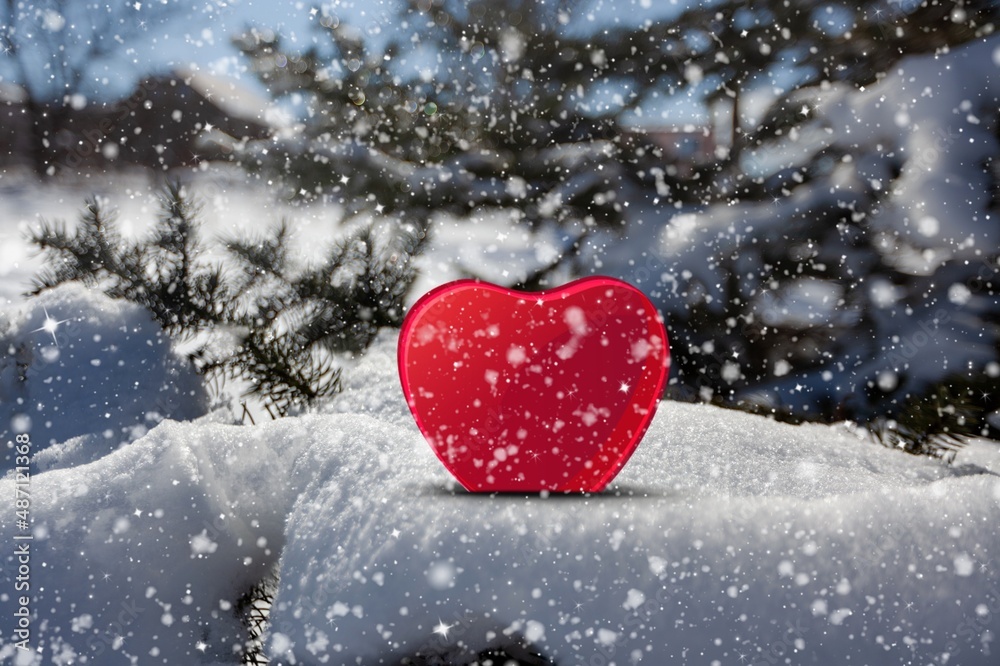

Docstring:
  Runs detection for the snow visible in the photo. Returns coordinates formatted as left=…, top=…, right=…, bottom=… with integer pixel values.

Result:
left=0, top=415, right=295, bottom=664
left=268, top=337, right=1000, bottom=664
left=2, top=332, right=997, bottom=664
left=413, top=212, right=572, bottom=290
left=0, top=283, right=206, bottom=459
left=805, top=49, right=1000, bottom=253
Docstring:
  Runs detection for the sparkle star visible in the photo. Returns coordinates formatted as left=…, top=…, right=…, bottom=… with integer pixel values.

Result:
left=433, top=620, right=453, bottom=639
left=195, top=640, right=208, bottom=652
left=33, top=307, right=70, bottom=346
left=618, top=381, right=631, bottom=394
left=390, top=528, right=401, bottom=538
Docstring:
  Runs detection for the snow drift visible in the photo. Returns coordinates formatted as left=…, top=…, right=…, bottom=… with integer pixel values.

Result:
left=1, top=334, right=997, bottom=665
left=0, top=283, right=206, bottom=461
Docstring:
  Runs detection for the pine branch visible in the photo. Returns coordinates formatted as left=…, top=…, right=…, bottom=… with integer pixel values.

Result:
left=28, top=184, right=423, bottom=413
left=233, top=330, right=343, bottom=415
left=870, top=378, right=987, bottom=461
left=236, top=568, right=279, bottom=666
left=290, top=222, right=416, bottom=353
left=28, top=198, right=125, bottom=293
left=224, top=219, right=292, bottom=285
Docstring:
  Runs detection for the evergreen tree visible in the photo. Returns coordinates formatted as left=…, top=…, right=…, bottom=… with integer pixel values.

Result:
left=29, top=183, right=229, bottom=334
left=675, top=0, right=999, bottom=165
left=233, top=0, right=998, bottom=247
left=656, top=0, right=1000, bottom=453
left=233, top=0, right=721, bottom=229
left=231, top=0, right=1000, bottom=453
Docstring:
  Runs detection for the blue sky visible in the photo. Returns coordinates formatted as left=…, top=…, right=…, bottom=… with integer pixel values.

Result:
left=2, top=0, right=706, bottom=120
left=120, top=0, right=681, bottom=86
left=1, top=0, right=399, bottom=100
left=110, top=0, right=688, bottom=91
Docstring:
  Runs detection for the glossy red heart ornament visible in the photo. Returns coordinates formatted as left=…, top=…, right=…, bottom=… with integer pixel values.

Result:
left=398, top=277, right=670, bottom=493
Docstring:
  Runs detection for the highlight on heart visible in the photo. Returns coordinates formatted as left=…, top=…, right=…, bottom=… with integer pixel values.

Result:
left=397, top=276, right=670, bottom=493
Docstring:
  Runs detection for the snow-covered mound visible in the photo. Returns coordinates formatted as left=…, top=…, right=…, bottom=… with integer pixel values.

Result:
left=2, top=334, right=997, bottom=664
left=0, top=284, right=206, bottom=459
left=0, top=417, right=295, bottom=664
left=269, top=338, right=1000, bottom=665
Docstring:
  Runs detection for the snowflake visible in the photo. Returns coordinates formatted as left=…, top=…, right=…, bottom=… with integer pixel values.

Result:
left=433, top=620, right=453, bottom=639
left=32, top=307, right=70, bottom=346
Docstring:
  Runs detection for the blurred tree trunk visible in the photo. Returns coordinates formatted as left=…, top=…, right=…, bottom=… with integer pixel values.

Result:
left=24, top=99, right=66, bottom=177
left=730, top=91, right=741, bottom=162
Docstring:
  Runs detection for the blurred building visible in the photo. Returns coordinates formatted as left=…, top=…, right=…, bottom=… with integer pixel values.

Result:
left=0, top=68, right=274, bottom=173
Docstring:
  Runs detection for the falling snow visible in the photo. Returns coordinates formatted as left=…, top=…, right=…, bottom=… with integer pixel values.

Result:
left=0, top=1, right=998, bottom=664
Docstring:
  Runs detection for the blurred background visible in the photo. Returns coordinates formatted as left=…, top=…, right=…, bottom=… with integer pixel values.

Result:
left=1, top=0, right=999, bottom=449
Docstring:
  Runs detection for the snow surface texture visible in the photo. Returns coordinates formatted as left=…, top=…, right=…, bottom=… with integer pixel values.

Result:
left=270, top=337, right=1000, bottom=665
left=0, top=283, right=206, bottom=459
left=2, top=333, right=997, bottom=665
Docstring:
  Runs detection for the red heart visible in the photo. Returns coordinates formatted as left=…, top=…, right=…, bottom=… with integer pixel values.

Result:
left=398, top=277, right=670, bottom=493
